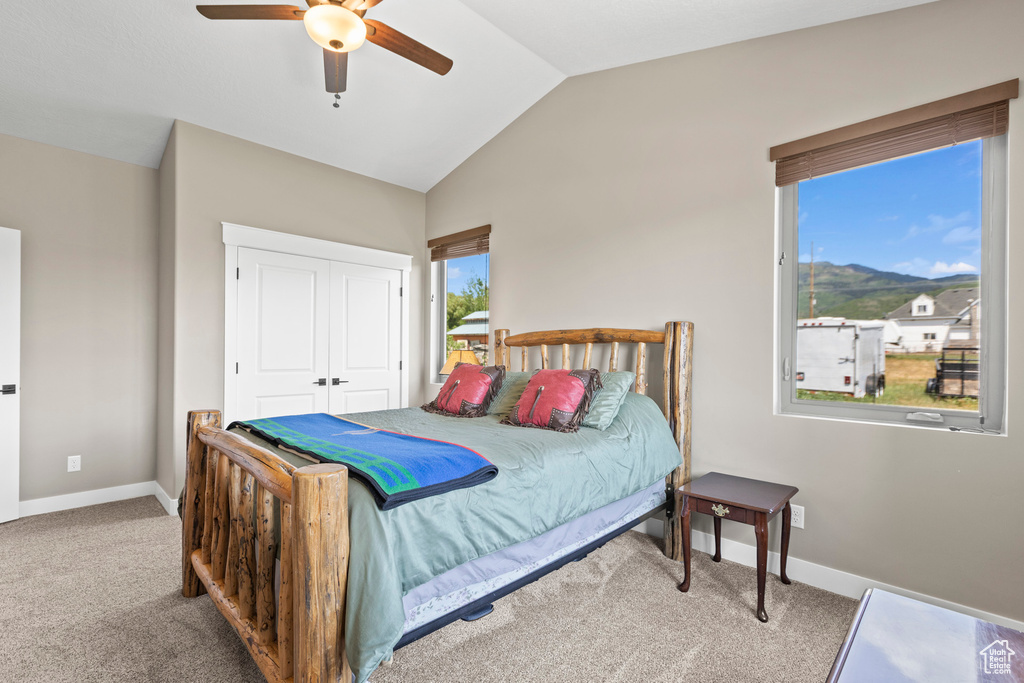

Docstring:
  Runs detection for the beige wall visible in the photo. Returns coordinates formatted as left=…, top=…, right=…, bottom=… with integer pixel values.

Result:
left=0, top=134, right=159, bottom=500
left=426, top=0, right=1024, bottom=621
left=158, top=122, right=427, bottom=496
left=156, top=125, right=178, bottom=498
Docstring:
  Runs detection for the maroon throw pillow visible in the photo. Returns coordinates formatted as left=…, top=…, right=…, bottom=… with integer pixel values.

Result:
left=423, top=364, right=505, bottom=417
left=502, top=369, right=602, bottom=433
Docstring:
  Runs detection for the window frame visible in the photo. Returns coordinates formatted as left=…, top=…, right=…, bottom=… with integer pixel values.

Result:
left=429, top=259, right=448, bottom=385
left=775, top=135, right=1007, bottom=434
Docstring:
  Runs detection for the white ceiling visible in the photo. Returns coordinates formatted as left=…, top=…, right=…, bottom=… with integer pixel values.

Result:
left=0, top=0, right=937, bottom=192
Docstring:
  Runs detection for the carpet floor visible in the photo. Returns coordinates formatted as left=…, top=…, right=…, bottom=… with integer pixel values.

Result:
left=0, top=496, right=856, bottom=682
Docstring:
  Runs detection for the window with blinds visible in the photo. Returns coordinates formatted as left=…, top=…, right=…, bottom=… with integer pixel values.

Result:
left=773, top=81, right=1015, bottom=433
left=429, top=225, right=491, bottom=381
left=428, top=224, right=490, bottom=261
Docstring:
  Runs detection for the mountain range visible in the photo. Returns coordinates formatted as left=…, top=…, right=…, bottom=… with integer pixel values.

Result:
left=797, top=261, right=978, bottom=319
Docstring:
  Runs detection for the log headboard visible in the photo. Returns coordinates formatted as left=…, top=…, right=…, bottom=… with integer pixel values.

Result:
left=494, top=321, right=694, bottom=561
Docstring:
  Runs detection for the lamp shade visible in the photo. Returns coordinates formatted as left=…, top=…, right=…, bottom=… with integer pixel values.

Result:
left=441, top=350, right=481, bottom=375
left=303, top=4, right=366, bottom=52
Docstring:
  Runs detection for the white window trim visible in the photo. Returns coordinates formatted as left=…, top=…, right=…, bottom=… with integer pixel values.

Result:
left=775, top=136, right=1007, bottom=434
left=428, top=260, right=449, bottom=387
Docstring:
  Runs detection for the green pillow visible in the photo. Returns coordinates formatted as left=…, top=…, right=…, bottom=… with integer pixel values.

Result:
left=486, top=371, right=532, bottom=417
left=582, top=371, right=635, bottom=430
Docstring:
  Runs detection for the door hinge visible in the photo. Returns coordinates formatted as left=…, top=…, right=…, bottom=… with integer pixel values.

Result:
left=399, top=286, right=403, bottom=297
left=236, top=267, right=239, bottom=280
left=399, top=361, right=403, bottom=370
left=235, top=362, right=239, bottom=374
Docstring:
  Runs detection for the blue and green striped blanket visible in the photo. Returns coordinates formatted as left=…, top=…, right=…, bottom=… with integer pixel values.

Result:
left=228, top=413, right=498, bottom=510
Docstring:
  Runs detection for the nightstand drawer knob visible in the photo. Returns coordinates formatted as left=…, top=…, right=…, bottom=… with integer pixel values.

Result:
left=711, top=503, right=729, bottom=517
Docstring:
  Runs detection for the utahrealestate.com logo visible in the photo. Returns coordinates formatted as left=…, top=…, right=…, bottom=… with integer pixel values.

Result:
left=979, top=640, right=1016, bottom=676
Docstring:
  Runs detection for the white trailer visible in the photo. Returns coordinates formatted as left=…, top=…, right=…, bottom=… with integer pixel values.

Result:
left=796, top=318, right=886, bottom=398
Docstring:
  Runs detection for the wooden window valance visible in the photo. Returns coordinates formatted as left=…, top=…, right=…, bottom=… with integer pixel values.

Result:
left=770, top=79, right=1019, bottom=187
left=428, top=224, right=490, bottom=262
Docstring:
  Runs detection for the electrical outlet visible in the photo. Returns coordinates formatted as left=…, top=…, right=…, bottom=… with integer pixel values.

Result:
left=67, top=455, right=81, bottom=473
left=790, top=504, right=804, bottom=529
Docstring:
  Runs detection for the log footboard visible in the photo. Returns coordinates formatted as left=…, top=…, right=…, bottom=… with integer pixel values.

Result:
left=182, top=409, right=351, bottom=683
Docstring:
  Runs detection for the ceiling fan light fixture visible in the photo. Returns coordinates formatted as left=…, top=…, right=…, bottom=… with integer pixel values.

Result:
left=303, top=4, right=366, bottom=53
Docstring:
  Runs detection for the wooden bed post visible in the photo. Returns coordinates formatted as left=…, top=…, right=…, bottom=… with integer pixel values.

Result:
left=663, top=321, right=694, bottom=562
left=494, top=328, right=509, bottom=368
left=293, top=463, right=352, bottom=683
left=183, top=410, right=221, bottom=598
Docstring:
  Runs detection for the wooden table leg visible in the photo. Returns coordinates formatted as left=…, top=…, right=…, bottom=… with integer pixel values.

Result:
left=755, top=512, right=768, bottom=622
left=712, top=516, right=722, bottom=562
left=677, top=495, right=691, bottom=593
left=780, top=502, right=792, bottom=585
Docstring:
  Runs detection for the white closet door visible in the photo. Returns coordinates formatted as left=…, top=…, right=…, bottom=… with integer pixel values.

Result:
left=329, top=261, right=401, bottom=414
left=236, top=248, right=330, bottom=419
left=0, top=227, right=20, bottom=523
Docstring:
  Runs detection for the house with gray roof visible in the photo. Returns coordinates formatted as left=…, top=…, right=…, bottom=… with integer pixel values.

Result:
left=447, top=310, right=489, bottom=347
left=886, top=289, right=979, bottom=353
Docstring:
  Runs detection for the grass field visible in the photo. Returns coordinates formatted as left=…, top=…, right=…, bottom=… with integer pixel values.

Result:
left=796, top=353, right=979, bottom=411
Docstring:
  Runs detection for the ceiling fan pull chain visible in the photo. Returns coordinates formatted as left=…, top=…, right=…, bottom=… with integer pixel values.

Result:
left=333, top=93, right=341, bottom=109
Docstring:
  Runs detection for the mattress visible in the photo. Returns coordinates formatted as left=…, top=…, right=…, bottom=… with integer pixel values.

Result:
left=400, top=479, right=666, bottom=636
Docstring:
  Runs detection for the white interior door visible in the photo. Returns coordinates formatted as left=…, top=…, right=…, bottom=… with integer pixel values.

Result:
left=236, top=248, right=330, bottom=419
left=0, top=227, right=21, bottom=523
left=329, top=261, right=402, bottom=414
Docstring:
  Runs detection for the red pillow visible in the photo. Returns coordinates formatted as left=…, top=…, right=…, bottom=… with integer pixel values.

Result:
left=502, top=369, right=602, bottom=433
left=423, top=364, right=505, bottom=417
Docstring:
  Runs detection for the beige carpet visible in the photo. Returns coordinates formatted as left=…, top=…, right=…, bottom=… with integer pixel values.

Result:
left=0, top=497, right=856, bottom=682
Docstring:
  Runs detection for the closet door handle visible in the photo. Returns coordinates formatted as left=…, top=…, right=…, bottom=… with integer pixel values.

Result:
left=313, top=378, right=327, bottom=386
left=332, top=378, right=348, bottom=385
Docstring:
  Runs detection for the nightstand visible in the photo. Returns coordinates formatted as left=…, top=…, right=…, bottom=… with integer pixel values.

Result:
left=676, top=471, right=798, bottom=622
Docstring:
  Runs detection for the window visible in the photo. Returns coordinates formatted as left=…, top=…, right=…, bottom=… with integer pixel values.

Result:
left=774, top=82, right=1015, bottom=432
left=428, top=225, right=490, bottom=382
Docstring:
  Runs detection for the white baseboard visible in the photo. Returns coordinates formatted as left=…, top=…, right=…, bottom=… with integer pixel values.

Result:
left=19, top=481, right=179, bottom=518
left=153, top=483, right=179, bottom=516
left=642, top=519, right=1024, bottom=632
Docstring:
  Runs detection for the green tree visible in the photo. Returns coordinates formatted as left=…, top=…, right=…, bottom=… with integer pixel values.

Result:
left=446, top=276, right=489, bottom=331
left=446, top=276, right=489, bottom=359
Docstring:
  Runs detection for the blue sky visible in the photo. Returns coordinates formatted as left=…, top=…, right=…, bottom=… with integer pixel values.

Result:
left=446, top=253, right=489, bottom=294
left=797, top=140, right=982, bottom=279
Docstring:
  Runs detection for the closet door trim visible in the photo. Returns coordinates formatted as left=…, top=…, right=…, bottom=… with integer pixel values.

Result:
left=223, top=222, right=412, bottom=423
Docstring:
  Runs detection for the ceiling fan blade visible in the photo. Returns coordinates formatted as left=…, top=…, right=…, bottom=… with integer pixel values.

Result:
left=196, top=5, right=305, bottom=20
left=364, top=20, right=453, bottom=76
left=324, top=49, right=348, bottom=93
left=353, top=0, right=385, bottom=9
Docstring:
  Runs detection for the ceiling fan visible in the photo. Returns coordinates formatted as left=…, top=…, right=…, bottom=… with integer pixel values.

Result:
left=196, top=1, right=453, bottom=104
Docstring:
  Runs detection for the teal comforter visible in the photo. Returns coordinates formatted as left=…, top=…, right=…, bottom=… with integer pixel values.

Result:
left=234, top=391, right=681, bottom=682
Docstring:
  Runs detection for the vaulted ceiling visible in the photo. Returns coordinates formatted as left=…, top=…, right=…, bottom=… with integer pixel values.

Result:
left=0, top=0, right=937, bottom=192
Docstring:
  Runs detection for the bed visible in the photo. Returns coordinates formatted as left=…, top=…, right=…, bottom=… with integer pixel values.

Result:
left=181, top=322, right=693, bottom=682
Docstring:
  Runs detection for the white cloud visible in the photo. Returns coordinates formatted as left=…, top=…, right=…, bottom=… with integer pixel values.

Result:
left=447, top=266, right=462, bottom=279
left=891, top=258, right=932, bottom=277
left=942, top=226, right=981, bottom=244
left=891, top=258, right=979, bottom=278
left=901, top=211, right=973, bottom=241
left=930, top=261, right=977, bottom=275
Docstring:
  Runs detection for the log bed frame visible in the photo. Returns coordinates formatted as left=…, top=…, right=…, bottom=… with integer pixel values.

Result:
left=181, top=321, right=693, bottom=683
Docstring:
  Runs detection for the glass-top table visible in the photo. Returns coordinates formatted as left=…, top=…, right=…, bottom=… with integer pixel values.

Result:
left=828, top=589, right=1024, bottom=681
